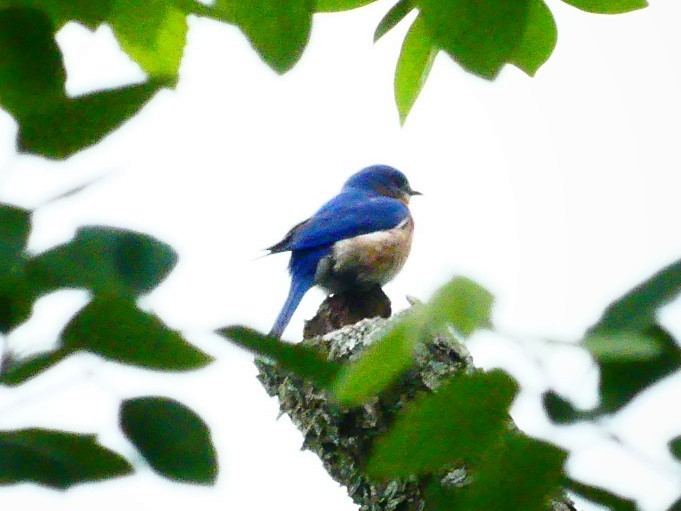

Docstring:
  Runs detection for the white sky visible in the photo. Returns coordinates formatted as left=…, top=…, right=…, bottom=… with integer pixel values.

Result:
left=1, top=0, right=681, bottom=509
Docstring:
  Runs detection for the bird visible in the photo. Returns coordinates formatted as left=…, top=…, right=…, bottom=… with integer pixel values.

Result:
left=267, top=164, right=420, bottom=338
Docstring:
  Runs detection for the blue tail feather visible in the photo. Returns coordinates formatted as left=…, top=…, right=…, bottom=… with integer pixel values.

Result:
left=269, top=247, right=331, bottom=338
left=269, top=275, right=314, bottom=338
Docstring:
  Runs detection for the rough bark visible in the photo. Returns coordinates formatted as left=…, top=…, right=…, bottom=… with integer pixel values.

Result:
left=256, top=292, right=576, bottom=511
left=303, top=286, right=391, bottom=339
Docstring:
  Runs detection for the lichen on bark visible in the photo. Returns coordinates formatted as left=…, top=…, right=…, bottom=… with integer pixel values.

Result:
left=256, top=291, right=575, bottom=511
left=257, top=292, right=471, bottom=510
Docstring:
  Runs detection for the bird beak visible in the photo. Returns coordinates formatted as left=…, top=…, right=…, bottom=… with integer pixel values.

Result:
left=409, top=189, right=422, bottom=196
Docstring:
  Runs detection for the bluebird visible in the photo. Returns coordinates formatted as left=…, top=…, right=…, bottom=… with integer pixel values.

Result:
left=268, top=164, right=420, bottom=338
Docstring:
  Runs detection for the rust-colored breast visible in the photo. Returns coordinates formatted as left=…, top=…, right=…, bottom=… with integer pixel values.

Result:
left=316, top=216, right=414, bottom=293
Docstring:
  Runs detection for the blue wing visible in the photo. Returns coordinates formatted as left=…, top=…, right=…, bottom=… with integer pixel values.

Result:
left=267, top=191, right=409, bottom=338
left=269, top=191, right=409, bottom=253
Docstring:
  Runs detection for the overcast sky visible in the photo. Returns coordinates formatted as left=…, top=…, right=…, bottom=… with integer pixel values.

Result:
left=1, top=1, right=681, bottom=509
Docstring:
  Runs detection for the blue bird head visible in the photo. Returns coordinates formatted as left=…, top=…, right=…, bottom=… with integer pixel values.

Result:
left=342, top=164, right=421, bottom=203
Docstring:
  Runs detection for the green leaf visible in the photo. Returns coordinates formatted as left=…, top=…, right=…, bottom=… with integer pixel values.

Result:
left=374, top=0, right=413, bottom=42
left=596, top=325, right=681, bottom=414
left=509, top=0, right=557, bottom=76
left=565, top=478, right=638, bottom=511
left=426, top=433, right=566, bottom=511
left=218, top=326, right=342, bottom=387
left=0, top=7, right=65, bottom=117
left=560, top=0, right=647, bottom=14
left=669, top=497, right=681, bottom=511
left=546, top=327, right=681, bottom=422
left=54, top=0, right=113, bottom=28
left=332, top=276, right=492, bottom=406
left=0, top=349, right=69, bottom=386
left=0, top=204, right=31, bottom=267
left=574, top=260, right=681, bottom=416
left=0, top=428, right=132, bottom=488
left=18, top=81, right=162, bottom=159
left=426, top=276, right=494, bottom=336
left=0, top=7, right=162, bottom=159
left=26, top=226, right=177, bottom=296
left=415, top=0, right=530, bottom=79
left=584, top=331, right=665, bottom=361
left=589, top=258, right=681, bottom=335
left=6, top=0, right=115, bottom=29
left=463, top=434, right=566, bottom=511
left=422, top=482, right=457, bottom=511
left=0, top=205, right=34, bottom=332
left=332, top=321, right=416, bottom=406
left=120, top=397, right=217, bottom=484
left=542, top=391, right=591, bottom=424
left=315, top=0, right=378, bottom=12
left=394, top=16, right=437, bottom=125
left=62, top=295, right=212, bottom=370
left=669, top=436, right=681, bottom=462
left=0, top=270, right=34, bottom=334
left=366, top=369, right=517, bottom=478
left=210, top=0, right=313, bottom=74
left=109, top=0, right=188, bottom=80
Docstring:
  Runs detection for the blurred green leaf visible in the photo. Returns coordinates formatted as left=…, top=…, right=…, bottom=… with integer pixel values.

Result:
left=425, top=433, right=566, bottom=511
left=0, top=7, right=65, bottom=117
left=670, top=436, right=681, bottom=461
left=596, top=325, right=681, bottom=414
left=0, top=428, right=132, bottom=488
left=62, top=295, right=212, bottom=370
left=26, top=226, right=177, bottom=296
left=332, top=276, right=492, bottom=406
left=218, top=326, right=342, bottom=387
left=0, top=205, right=33, bottom=333
left=542, top=391, right=591, bottom=424
left=461, top=433, right=566, bottom=511
left=0, top=270, right=34, bottom=334
left=0, top=205, right=31, bottom=266
left=0, top=6, right=162, bottom=159
left=366, top=369, right=517, bottom=478
left=584, top=331, right=664, bottom=361
left=315, top=0, right=378, bottom=12
left=210, top=0, right=313, bottom=74
left=509, top=0, right=557, bottom=76
left=423, top=482, right=458, bottom=511
left=547, top=326, right=681, bottom=422
left=4, top=0, right=114, bottom=29
left=565, top=478, right=638, bottom=511
left=109, top=0, right=187, bottom=80
left=589, top=258, right=681, bottom=335
left=415, top=0, right=529, bottom=79
left=394, top=16, right=436, bottom=125
left=374, top=0, right=413, bottom=42
left=560, top=0, right=647, bottom=14
left=332, top=321, right=416, bottom=406
left=552, top=258, right=681, bottom=420
left=669, top=497, right=681, bottom=511
left=426, top=276, right=494, bottom=336
left=0, top=349, right=69, bottom=386
left=120, top=397, right=217, bottom=484
left=18, top=82, right=162, bottom=159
